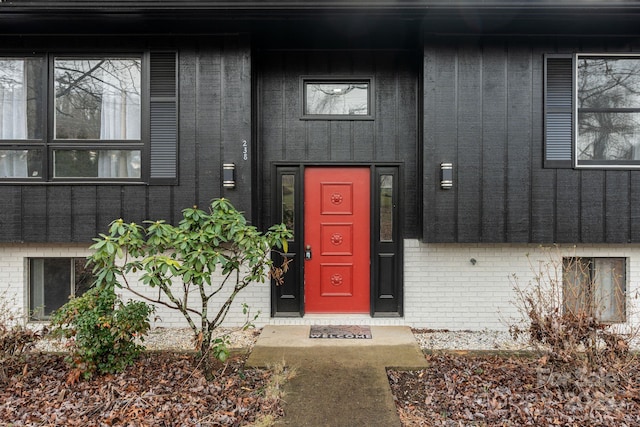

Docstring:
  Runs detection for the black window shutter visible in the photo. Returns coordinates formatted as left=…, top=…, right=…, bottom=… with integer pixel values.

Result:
left=149, top=51, right=178, bottom=184
left=544, top=54, right=573, bottom=168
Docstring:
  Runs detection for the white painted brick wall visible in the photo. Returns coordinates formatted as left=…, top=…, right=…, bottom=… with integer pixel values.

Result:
left=2, top=241, right=639, bottom=331
left=404, top=240, right=640, bottom=331
left=0, top=243, right=273, bottom=328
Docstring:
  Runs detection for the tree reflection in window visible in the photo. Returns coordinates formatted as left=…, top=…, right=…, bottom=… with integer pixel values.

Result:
left=281, top=174, right=295, bottom=237
left=54, top=58, right=141, bottom=140
left=380, top=175, right=393, bottom=242
left=577, top=56, right=640, bottom=162
left=305, top=82, right=369, bottom=116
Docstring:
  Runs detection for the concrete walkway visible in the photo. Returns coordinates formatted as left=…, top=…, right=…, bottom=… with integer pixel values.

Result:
left=245, top=325, right=428, bottom=427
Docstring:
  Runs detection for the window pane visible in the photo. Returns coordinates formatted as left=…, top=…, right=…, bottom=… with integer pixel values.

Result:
left=53, top=149, right=141, bottom=178
left=74, top=258, right=94, bottom=296
left=578, top=58, right=640, bottom=109
left=0, top=149, right=42, bottom=178
left=305, top=82, right=369, bottom=115
left=30, top=258, right=71, bottom=319
left=593, top=258, right=625, bottom=323
left=563, top=257, right=590, bottom=316
left=0, top=57, right=44, bottom=140
left=30, top=258, right=94, bottom=320
left=380, top=175, right=393, bottom=242
left=54, top=58, right=141, bottom=140
left=282, top=174, right=295, bottom=237
left=578, top=112, right=640, bottom=161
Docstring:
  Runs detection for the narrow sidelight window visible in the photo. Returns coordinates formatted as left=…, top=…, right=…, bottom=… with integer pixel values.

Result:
left=379, top=174, right=393, bottom=242
left=281, top=174, right=295, bottom=237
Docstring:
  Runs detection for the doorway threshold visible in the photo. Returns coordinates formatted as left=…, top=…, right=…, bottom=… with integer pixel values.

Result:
left=269, top=314, right=405, bottom=326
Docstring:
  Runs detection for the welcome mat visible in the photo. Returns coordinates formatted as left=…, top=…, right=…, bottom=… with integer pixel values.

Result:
left=309, top=325, right=372, bottom=339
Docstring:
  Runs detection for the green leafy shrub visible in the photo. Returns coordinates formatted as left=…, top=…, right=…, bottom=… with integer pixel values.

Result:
left=88, top=198, right=291, bottom=379
left=50, top=284, right=153, bottom=380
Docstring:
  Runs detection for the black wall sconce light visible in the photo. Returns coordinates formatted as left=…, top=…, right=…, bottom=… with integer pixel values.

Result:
left=223, top=163, right=236, bottom=189
left=440, top=162, right=453, bottom=190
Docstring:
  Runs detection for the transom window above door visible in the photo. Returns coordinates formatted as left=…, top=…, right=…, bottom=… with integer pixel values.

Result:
left=301, top=77, right=373, bottom=119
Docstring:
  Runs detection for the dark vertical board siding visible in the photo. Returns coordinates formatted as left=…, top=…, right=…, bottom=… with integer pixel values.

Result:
left=0, top=187, right=22, bottom=242
left=480, top=43, right=507, bottom=242
left=96, top=187, right=122, bottom=234
left=530, top=43, right=556, bottom=243
left=604, top=171, right=630, bottom=243
left=422, top=44, right=438, bottom=240
left=580, top=170, right=605, bottom=243
left=70, top=187, right=97, bottom=242
left=330, top=121, right=353, bottom=160
left=374, top=52, right=398, bottom=162
left=506, top=43, right=532, bottom=242
left=352, top=51, right=376, bottom=162
left=221, top=35, right=252, bottom=217
left=260, top=52, right=285, bottom=226
left=47, top=187, right=72, bottom=242
left=431, top=44, right=458, bottom=241
left=456, top=42, right=483, bottom=242
left=21, top=187, right=47, bottom=242
left=555, top=169, right=580, bottom=242
left=284, top=52, right=306, bottom=161
left=175, top=47, right=198, bottom=218
left=397, top=53, right=419, bottom=236
left=307, top=121, right=331, bottom=161
left=197, top=43, right=222, bottom=209
left=122, top=186, right=147, bottom=223
left=147, top=186, right=173, bottom=222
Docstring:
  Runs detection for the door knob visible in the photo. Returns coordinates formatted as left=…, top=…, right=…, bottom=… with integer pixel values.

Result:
left=304, top=245, right=312, bottom=260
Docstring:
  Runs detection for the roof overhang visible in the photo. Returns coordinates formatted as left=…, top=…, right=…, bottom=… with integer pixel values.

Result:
left=1, top=0, right=640, bottom=35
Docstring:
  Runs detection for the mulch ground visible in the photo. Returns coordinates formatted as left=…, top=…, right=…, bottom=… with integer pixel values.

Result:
left=388, top=352, right=640, bottom=426
left=4, top=348, right=640, bottom=426
left=0, top=351, right=281, bottom=426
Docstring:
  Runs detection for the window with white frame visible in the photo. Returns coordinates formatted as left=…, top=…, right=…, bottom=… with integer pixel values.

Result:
left=29, top=258, right=94, bottom=320
left=562, top=257, right=626, bottom=323
left=576, top=55, right=640, bottom=166
left=544, top=54, right=640, bottom=168
left=0, top=52, right=177, bottom=182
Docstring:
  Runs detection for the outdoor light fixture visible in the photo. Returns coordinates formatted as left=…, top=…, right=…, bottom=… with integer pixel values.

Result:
left=440, top=162, right=453, bottom=190
left=223, top=163, right=236, bottom=189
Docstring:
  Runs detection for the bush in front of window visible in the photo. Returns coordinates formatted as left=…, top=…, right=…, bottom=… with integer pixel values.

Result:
left=50, top=283, right=154, bottom=381
left=508, top=250, right=633, bottom=372
left=86, top=198, right=292, bottom=381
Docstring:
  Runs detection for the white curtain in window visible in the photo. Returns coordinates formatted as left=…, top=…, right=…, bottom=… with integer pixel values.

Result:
left=98, top=150, right=139, bottom=178
left=98, top=59, right=140, bottom=177
left=0, top=150, right=28, bottom=178
left=0, top=60, right=27, bottom=139
left=0, top=60, right=28, bottom=177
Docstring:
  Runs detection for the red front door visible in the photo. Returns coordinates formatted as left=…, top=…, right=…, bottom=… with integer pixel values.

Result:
left=304, top=167, right=370, bottom=313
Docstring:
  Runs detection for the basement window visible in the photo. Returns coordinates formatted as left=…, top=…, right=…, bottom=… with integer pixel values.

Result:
left=29, top=258, right=94, bottom=320
left=562, top=257, right=626, bottom=323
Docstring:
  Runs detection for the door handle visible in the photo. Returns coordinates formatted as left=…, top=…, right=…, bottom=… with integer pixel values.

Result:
left=304, top=245, right=312, bottom=260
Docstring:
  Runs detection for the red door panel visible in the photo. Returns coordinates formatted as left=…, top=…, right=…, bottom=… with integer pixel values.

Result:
left=304, top=167, right=370, bottom=313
